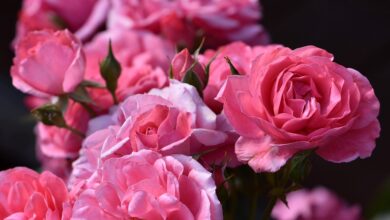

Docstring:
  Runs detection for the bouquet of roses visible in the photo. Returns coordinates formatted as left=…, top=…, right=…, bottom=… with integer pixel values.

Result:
left=2, top=0, right=380, bottom=219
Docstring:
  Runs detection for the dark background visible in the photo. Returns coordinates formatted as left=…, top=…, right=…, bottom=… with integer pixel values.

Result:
left=1, top=0, right=389, bottom=214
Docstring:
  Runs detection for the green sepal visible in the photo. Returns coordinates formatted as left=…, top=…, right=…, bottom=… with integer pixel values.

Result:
left=183, top=69, right=204, bottom=97
left=31, top=104, right=67, bottom=128
left=68, top=85, right=94, bottom=105
left=224, top=56, right=240, bottom=75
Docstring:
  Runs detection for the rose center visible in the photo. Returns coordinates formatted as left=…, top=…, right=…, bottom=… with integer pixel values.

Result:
left=139, top=122, right=158, bottom=135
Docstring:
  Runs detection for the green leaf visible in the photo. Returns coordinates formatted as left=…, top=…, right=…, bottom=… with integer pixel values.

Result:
left=100, top=40, right=122, bottom=104
left=288, top=149, right=313, bottom=184
left=31, top=104, right=67, bottom=128
left=224, top=56, right=240, bottom=75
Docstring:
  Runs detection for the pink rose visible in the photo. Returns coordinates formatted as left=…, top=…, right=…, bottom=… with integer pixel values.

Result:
left=217, top=45, right=380, bottom=172
left=171, top=48, right=206, bottom=84
left=0, top=167, right=69, bottom=220
left=84, top=29, right=174, bottom=113
left=200, top=42, right=280, bottom=112
left=108, top=0, right=268, bottom=48
left=11, top=29, right=85, bottom=97
left=69, top=80, right=229, bottom=188
left=272, top=187, right=361, bottom=220
left=36, top=101, right=90, bottom=159
left=14, top=0, right=109, bottom=44
left=70, top=150, right=223, bottom=220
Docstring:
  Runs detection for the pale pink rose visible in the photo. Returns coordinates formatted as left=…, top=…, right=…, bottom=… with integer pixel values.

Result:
left=14, top=0, right=109, bottom=44
left=171, top=48, right=206, bottom=85
left=272, top=187, right=361, bottom=220
left=11, top=29, right=85, bottom=97
left=108, top=0, right=268, bottom=48
left=36, top=101, right=90, bottom=159
left=83, top=29, right=174, bottom=113
left=217, top=45, right=380, bottom=172
left=200, top=42, right=280, bottom=113
left=0, top=167, right=69, bottom=220
left=69, top=80, right=228, bottom=188
left=70, top=150, right=223, bottom=220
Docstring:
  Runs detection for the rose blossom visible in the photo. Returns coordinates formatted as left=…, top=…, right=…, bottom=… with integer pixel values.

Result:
left=217, top=45, right=380, bottom=172
left=0, top=167, right=69, bottom=220
left=200, top=42, right=280, bottom=113
left=83, top=29, right=174, bottom=113
left=69, top=80, right=229, bottom=188
left=70, top=150, right=223, bottom=220
left=14, top=0, right=109, bottom=44
left=170, top=48, right=206, bottom=85
left=11, top=29, right=85, bottom=97
left=272, top=187, right=361, bottom=220
left=108, top=0, right=268, bottom=48
left=36, top=101, right=90, bottom=159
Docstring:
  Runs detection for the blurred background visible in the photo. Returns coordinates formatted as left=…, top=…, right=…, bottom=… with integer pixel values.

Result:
left=1, top=0, right=389, bottom=216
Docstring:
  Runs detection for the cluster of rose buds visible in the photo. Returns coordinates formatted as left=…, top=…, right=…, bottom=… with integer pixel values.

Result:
left=1, top=0, right=380, bottom=219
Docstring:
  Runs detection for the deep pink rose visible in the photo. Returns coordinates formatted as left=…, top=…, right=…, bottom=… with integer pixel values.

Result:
left=36, top=101, right=90, bottom=159
left=272, top=187, right=361, bottom=220
left=68, top=80, right=229, bottom=188
left=14, top=0, right=109, bottom=44
left=70, top=150, right=223, bottom=220
left=217, top=45, right=380, bottom=172
left=0, top=167, right=69, bottom=220
left=200, top=42, right=280, bottom=112
left=83, top=29, right=174, bottom=113
left=11, top=29, right=85, bottom=97
left=108, top=0, right=268, bottom=48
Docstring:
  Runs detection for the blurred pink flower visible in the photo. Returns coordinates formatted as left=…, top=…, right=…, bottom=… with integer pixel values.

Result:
left=108, top=0, right=269, bottom=48
left=0, top=167, right=69, bottom=220
left=11, top=29, right=85, bottom=97
left=272, top=187, right=361, bottom=220
left=70, top=150, right=223, bottom=220
left=14, top=0, right=109, bottom=44
left=217, top=45, right=380, bottom=172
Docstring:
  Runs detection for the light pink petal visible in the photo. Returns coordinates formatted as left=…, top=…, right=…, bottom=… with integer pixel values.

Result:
left=63, top=47, right=85, bottom=93
left=236, top=136, right=298, bottom=172
left=216, top=76, right=263, bottom=138
left=316, top=121, right=380, bottom=162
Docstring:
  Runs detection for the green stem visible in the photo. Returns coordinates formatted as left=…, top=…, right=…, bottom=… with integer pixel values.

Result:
left=261, top=196, right=277, bottom=220
left=80, top=102, right=97, bottom=117
left=64, top=125, right=85, bottom=138
left=111, top=91, right=119, bottom=105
